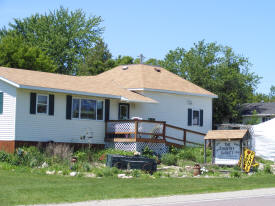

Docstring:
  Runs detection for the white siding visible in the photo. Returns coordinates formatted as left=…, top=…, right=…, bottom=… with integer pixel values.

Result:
left=129, top=91, right=212, bottom=144
left=109, top=91, right=213, bottom=134
left=131, top=91, right=212, bottom=132
left=15, top=89, right=106, bottom=144
left=0, top=80, right=16, bottom=140
left=14, top=88, right=213, bottom=145
left=110, top=99, right=120, bottom=120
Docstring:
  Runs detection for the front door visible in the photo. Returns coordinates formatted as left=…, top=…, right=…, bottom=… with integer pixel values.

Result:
left=118, top=103, right=129, bottom=120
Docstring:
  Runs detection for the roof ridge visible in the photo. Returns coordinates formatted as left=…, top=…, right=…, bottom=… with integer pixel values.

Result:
left=0, top=66, right=78, bottom=78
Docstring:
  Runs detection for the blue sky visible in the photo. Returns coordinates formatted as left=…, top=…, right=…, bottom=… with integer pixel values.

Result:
left=0, top=0, right=274, bottom=94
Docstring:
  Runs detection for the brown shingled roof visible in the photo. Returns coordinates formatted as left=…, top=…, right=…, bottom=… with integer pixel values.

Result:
left=0, top=67, right=156, bottom=103
left=204, top=130, right=248, bottom=140
left=96, top=64, right=217, bottom=97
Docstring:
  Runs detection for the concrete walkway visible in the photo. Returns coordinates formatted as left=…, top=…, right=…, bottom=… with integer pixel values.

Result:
left=34, top=187, right=275, bottom=206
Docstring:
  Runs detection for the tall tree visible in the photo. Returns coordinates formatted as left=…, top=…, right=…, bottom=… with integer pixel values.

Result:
left=115, top=55, right=134, bottom=65
left=0, top=6, right=103, bottom=74
left=161, top=40, right=260, bottom=124
left=78, top=39, right=115, bottom=75
left=0, top=34, right=57, bottom=72
left=251, top=92, right=270, bottom=103
left=269, top=85, right=275, bottom=101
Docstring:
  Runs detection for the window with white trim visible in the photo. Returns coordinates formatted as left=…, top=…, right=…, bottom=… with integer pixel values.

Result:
left=188, top=108, right=203, bottom=127
left=37, top=94, right=48, bottom=114
left=72, top=98, right=104, bottom=120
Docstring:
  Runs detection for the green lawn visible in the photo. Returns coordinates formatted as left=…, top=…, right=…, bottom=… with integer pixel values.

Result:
left=1, top=170, right=275, bottom=205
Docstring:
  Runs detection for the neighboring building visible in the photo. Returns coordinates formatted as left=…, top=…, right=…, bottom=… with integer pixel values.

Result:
left=241, top=102, right=275, bottom=124
left=0, top=64, right=217, bottom=153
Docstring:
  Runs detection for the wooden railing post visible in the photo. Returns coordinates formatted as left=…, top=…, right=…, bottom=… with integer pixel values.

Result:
left=163, top=122, right=166, bottom=141
left=134, top=120, right=138, bottom=139
left=105, top=121, right=108, bottom=141
left=183, top=129, right=187, bottom=146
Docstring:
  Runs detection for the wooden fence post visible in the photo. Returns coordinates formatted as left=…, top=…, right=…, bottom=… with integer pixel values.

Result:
left=135, top=120, right=138, bottom=139
left=204, top=139, right=207, bottom=164
left=163, top=122, right=166, bottom=141
left=183, top=129, right=187, bottom=146
left=105, top=121, right=108, bottom=141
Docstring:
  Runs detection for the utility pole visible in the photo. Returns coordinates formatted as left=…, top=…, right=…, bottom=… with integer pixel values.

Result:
left=139, top=54, right=145, bottom=64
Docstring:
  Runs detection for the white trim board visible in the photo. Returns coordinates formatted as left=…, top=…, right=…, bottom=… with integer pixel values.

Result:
left=128, top=88, right=218, bottom=98
left=0, top=77, right=20, bottom=88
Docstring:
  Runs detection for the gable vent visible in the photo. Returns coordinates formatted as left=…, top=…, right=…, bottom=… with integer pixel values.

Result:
left=154, top=68, right=161, bottom=72
left=122, top=66, right=128, bottom=70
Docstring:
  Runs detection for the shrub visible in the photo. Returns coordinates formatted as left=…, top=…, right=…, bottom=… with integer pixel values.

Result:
left=71, top=162, right=81, bottom=171
left=84, top=162, right=92, bottom=172
left=93, top=167, right=121, bottom=177
left=73, top=151, right=87, bottom=162
left=131, top=169, right=142, bottom=178
left=45, top=143, right=73, bottom=161
left=169, top=146, right=179, bottom=154
left=0, top=150, right=11, bottom=163
left=175, top=147, right=211, bottom=163
left=264, top=165, right=272, bottom=174
left=62, top=169, right=70, bottom=175
left=142, top=146, right=154, bottom=158
left=161, top=153, right=177, bottom=165
left=153, top=171, right=163, bottom=178
left=177, top=149, right=197, bottom=162
left=230, top=171, right=241, bottom=178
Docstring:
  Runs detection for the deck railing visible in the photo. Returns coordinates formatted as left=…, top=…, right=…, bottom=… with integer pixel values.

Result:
left=105, top=120, right=205, bottom=146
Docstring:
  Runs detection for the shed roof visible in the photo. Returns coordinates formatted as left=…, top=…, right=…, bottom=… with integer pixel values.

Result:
left=204, top=130, right=248, bottom=140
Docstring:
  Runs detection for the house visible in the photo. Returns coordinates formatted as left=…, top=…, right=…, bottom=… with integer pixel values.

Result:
left=0, top=64, right=217, bottom=154
left=240, top=102, right=275, bottom=124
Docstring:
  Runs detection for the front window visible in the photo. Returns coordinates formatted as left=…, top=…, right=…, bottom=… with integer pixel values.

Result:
left=72, top=98, right=103, bottom=120
left=37, top=94, right=48, bottom=114
left=192, top=110, right=199, bottom=125
left=72, top=99, right=80, bottom=118
left=81, top=99, right=96, bottom=119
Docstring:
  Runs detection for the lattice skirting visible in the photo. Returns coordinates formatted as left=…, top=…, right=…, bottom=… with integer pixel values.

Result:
left=105, top=142, right=168, bottom=156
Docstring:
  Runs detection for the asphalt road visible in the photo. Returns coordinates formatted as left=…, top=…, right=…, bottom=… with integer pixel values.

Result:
left=151, top=195, right=275, bottom=206
left=35, top=187, right=275, bottom=206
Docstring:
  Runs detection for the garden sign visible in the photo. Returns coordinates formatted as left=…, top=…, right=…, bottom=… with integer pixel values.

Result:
left=213, top=140, right=241, bottom=165
left=204, top=130, right=248, bottom=165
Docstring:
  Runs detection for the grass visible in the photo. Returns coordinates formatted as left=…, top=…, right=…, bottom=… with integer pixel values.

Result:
left=1, top=170, right=275, bottom=205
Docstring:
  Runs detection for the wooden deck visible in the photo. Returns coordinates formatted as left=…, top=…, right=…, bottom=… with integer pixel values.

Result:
left=105, top=120, right=205, bottom=147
